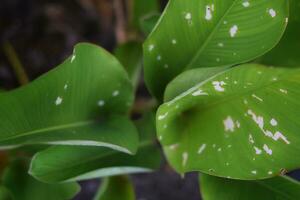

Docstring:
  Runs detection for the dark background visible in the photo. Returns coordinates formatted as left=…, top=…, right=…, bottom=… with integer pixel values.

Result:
left=0, top=1, right=299, bottom=200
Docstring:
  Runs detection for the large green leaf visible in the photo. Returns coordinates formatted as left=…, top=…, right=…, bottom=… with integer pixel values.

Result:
left=144, top=0, right=289, bottom=100
left=2, top=160, right=80, bottom=200
left=0, top=43, right=138, bottom=154
left=94, top=176, right=135, bottom=200
left=258, top=0, right=300, bottom=67
left=29, top=113, right=161, bottom=183
left=200, top=174, right=300, bottom=200
left=157, top=63, right=300, bottom=180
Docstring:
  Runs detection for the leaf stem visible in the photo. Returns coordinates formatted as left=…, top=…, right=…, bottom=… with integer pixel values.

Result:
left=3, top=41, right=29, bottom=86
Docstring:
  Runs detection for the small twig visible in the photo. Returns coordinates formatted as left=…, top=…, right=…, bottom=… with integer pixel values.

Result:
left=113, top=0, right=127, bottom=44
left=3, top=41, right=29, bottom=85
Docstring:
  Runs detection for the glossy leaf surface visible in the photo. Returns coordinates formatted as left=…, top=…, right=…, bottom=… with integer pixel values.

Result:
left=200, top=174, right=300, bottom=200
left=30, top=113, right=161, bottom=183
left=144, top=0, right=289, bottom=100
left=157, top=64, right=300, bottom=179
left=0, top=43, right=138, bottom=154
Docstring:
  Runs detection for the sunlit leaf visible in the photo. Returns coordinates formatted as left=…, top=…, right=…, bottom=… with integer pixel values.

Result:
left=94, top=176, right=135, bottom=200
left=2, top=160, right=80, bottom=200
left=157, top=63, right=300, bottom=179
left=29, top=113, right=161, bottom=183
left=144, top=0, right=289, bottom=100
left=200, top=174, right=300, bottom=200
left=0, top=43, right=138, bottom=154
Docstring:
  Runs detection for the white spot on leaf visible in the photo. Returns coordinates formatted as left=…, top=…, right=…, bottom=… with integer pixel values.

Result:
left=182, top=152, right=188, bottom=167
left=229, top=25, right=238, bottom=37
left=148, top=44, right=155, bottom=52
left=212, top=81, right=226, bottom=92
left=97, top=100, right=105, bottom=107
left=269, top=9, right=276, bottom=18
left=55, top=97, right=63, bottom=105
left=224, top=116, right=235, bottom=132
left=254, top=146, right=262, bottom=155
left=112, top=90, right=119, bottom=97
left=270, top=119, right=278, bottom=126
left=263, top=144, right=272, bottom=155
left=192, top=89, right=208, bottom=96
left=252, top=94, right=263, bottom=102
left=158, top=112, right=168, bottom=120
left=198, top=144, right=206, bottom=154
left=242, top=1, right=250, bottom=7
left=205, top=5, right=213, bottom=20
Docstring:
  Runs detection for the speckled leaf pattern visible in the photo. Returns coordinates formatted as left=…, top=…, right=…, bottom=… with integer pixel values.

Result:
left=29, top=113, right=161, bottom=183
left=0, top=43, right=138, bottom=154
left=157, top=64, right=300, bottom=179
left=200, top=174, right=300, bottom=200
left=144, top=0, right=289, bottom=100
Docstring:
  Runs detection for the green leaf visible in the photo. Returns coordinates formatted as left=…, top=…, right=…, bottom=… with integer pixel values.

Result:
left=29, top=113, right=161, bottom=183
left=114, top=42, right=143, bottom=88
left=130, top=0, right=159, bottom=31
left=200, top=174, right=300, bottom=200
left=94, top=176, right=135, bottom=200
left=0, top=186, right=12, bottom=200
left=2, top=160, right=80, bottom=200
left=0, top=43, right=138, bottom=154
left=258, top=0, right=300, bottom=67
left=164, top=66, right=230, bottom=102
left=157, top=63, right=300, bottom=179
left=140, top=13, right=161, bottom=36
left=144, top=0, right=289, bottom=100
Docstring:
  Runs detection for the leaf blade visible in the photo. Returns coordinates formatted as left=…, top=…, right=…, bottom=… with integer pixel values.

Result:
left=200, top=174, right=300, bottom=200
left=157, top=63, right=300, bottom=179
left=0, top=43, right=138, bottom=154
left=144, top=0, right=289, bottom=100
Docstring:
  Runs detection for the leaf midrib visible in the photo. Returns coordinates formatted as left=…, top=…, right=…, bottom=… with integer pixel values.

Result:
left=186, top=0, right=239, bottom=69
left=0, top=120, right=95, bottom=142
left=194, top=74, right=298, bottom=113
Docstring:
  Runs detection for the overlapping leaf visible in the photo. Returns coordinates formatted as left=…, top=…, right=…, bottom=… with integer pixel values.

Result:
left=144, top=0, right=289, bottom=100
left=200, top=174, right=300, bottom=200
left=259, top=0, right=300, bottom=67
left=157, top=64, right=300, bottom=179
left=0, top=43, right=138, bottom=154
left=2, top=160, right=80, bottom=200
left=29, top=113, right=161, bottom=183
left=94, top=176, right=135, bottom=200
